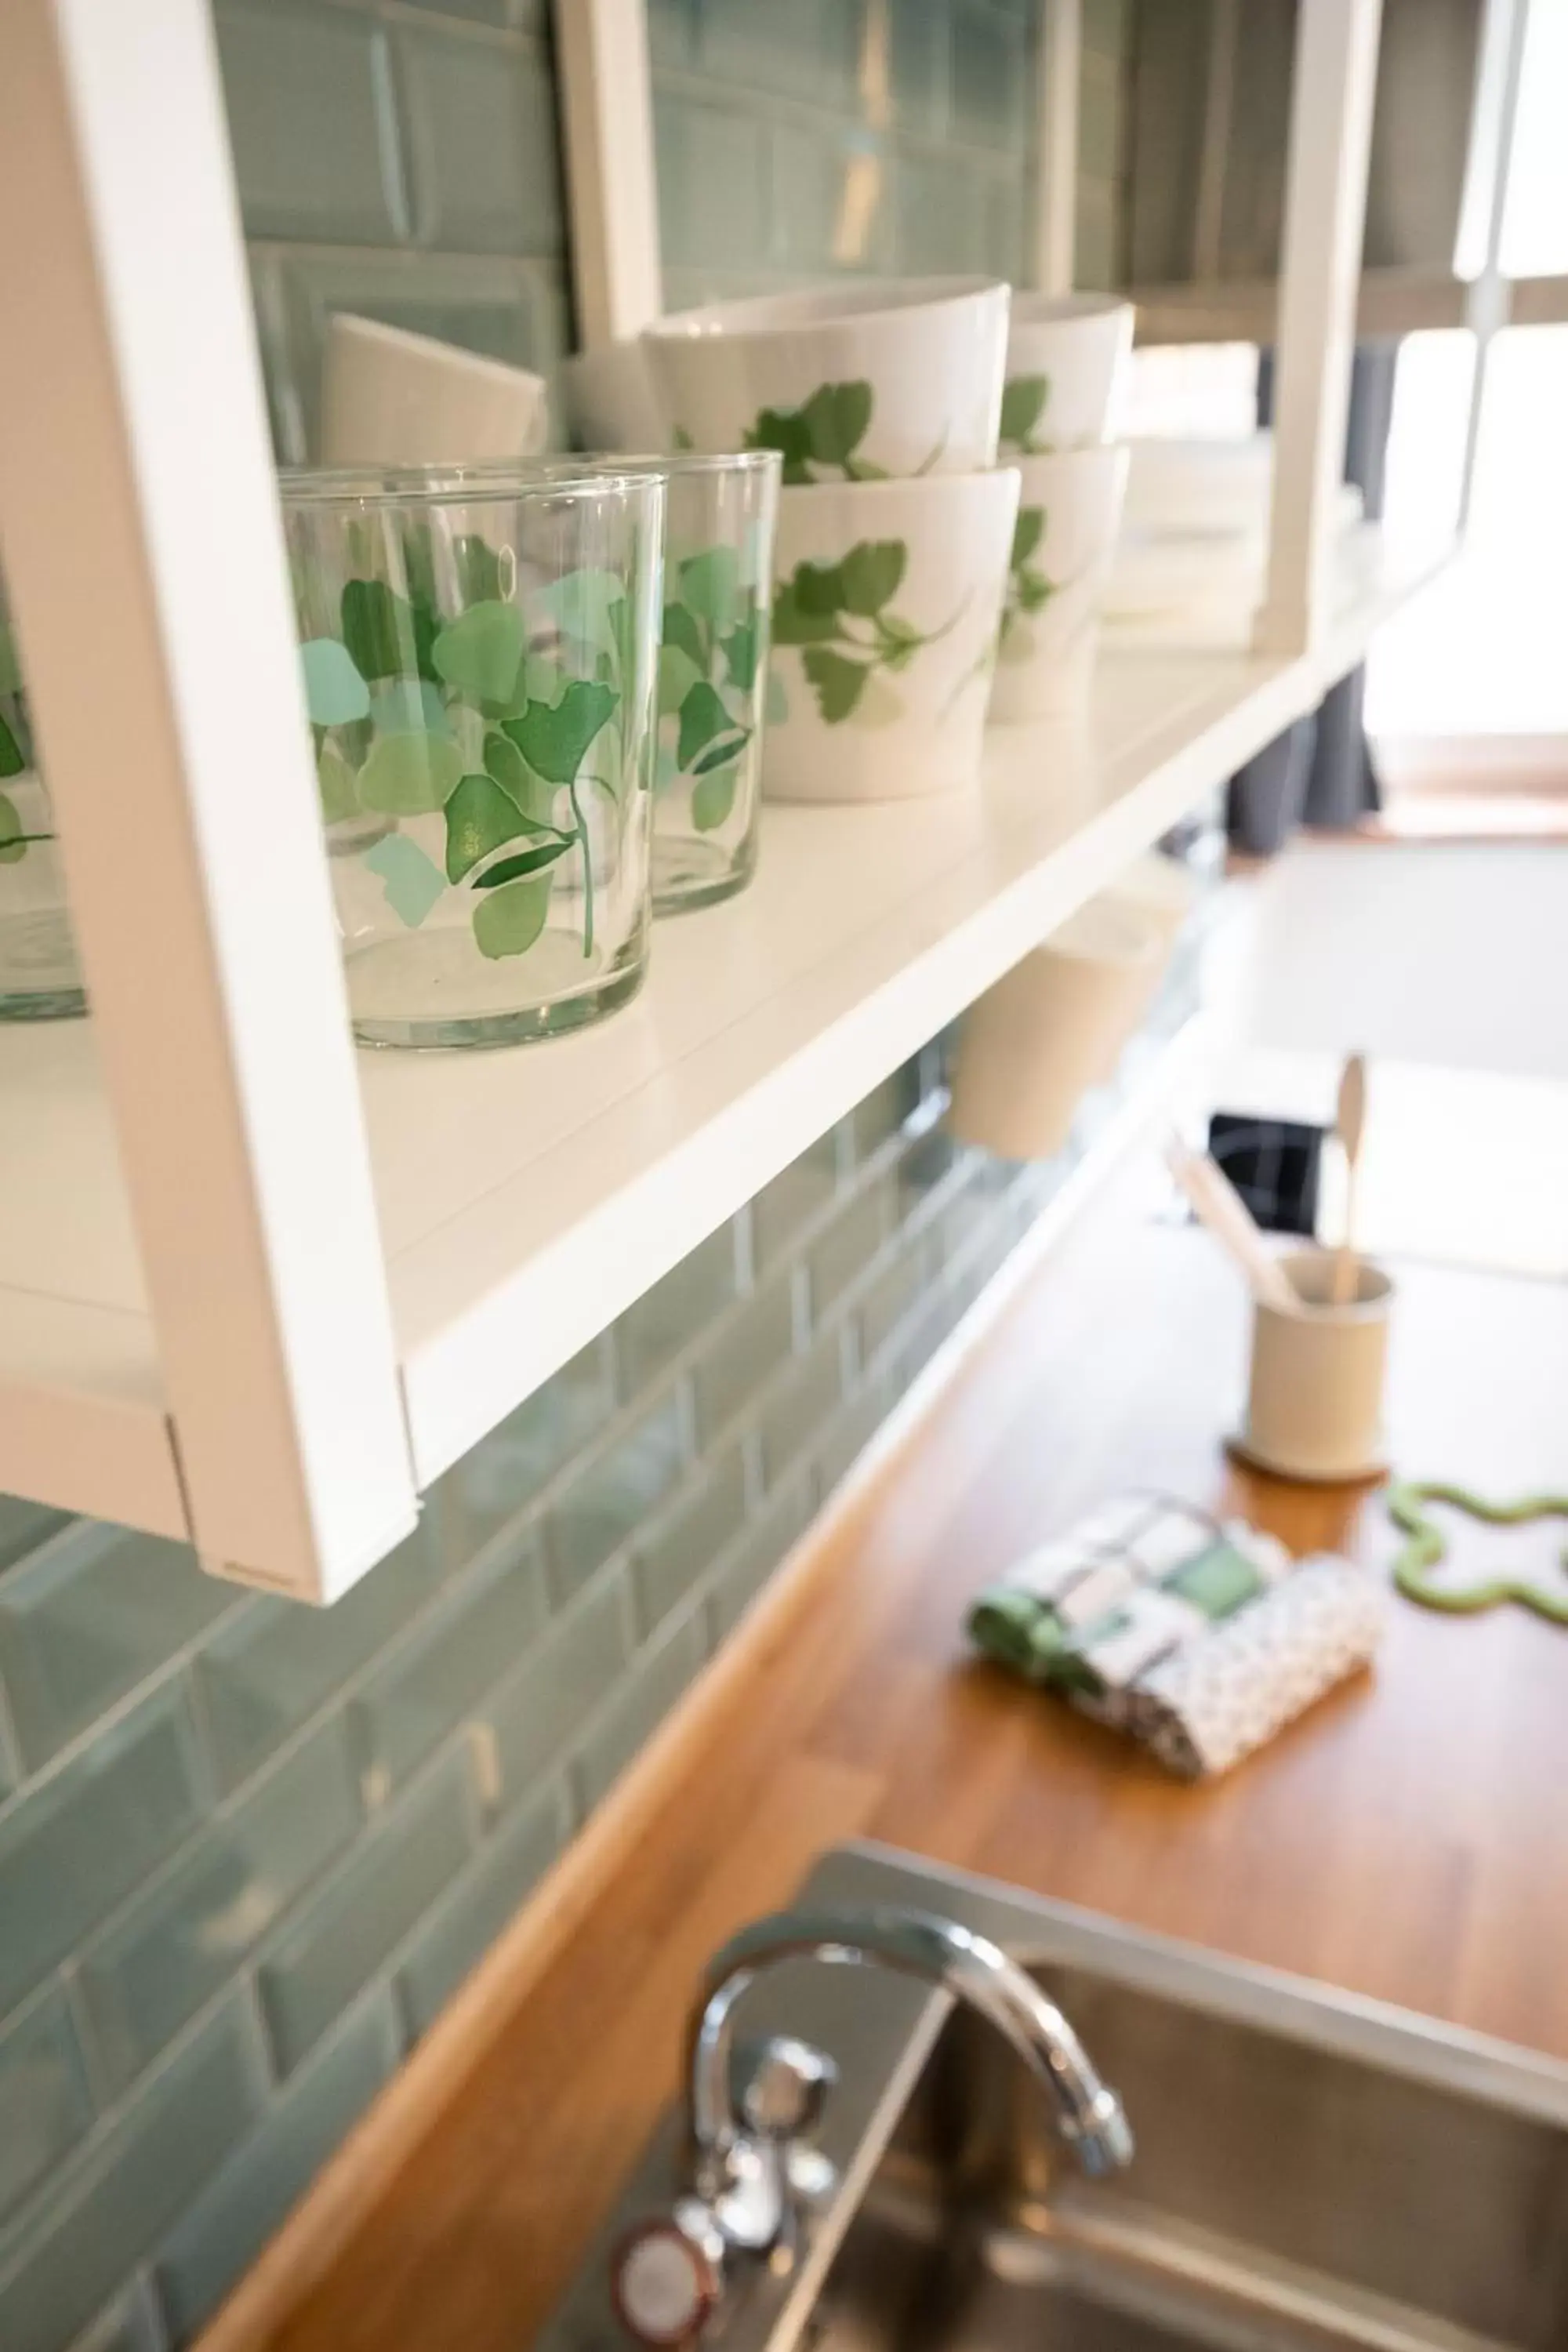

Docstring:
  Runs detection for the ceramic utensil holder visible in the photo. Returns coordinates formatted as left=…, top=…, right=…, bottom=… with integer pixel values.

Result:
left=1236, top=1251, right=1394, bottom=1483
left=321, top=316, right=549, bottom=465
left=948, top=896, right=1168, bottom=1158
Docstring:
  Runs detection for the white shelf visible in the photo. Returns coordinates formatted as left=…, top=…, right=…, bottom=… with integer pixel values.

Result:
left=0, top=528, right=1448, bottom=1533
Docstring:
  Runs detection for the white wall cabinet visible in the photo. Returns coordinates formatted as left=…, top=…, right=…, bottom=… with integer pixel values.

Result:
left=0, top=0, right=1444, bottom=1602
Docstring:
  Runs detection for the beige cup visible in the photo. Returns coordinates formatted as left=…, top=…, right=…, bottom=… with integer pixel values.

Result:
left=1100, top=848, right=1197, bottom=952
left=948, top=897, right=1169, bottom=1159
left=1236, top=1251, right=1393, bottom=1483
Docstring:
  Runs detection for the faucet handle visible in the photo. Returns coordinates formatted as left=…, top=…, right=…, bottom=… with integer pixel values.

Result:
left=610, top=2202, right=724, bottom=2347
left=737, top=2034, right=837, bottom=2141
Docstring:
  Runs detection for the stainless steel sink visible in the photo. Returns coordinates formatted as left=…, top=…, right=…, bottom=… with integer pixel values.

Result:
left=542, top=1844, right=1568, bottom=2352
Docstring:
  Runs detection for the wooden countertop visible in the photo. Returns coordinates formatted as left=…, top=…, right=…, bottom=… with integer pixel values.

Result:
left=211, top=1157, right=1568, bottom=2352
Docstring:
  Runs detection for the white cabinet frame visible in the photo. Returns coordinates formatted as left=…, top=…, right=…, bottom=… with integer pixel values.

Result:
left=1256, top=0, right=1386, bottom=659
left=0, top=0, right=1443, bottom=1601
left=0, top=0, right=417, bottom=1600
left=553, top=0, right=664, bottom=345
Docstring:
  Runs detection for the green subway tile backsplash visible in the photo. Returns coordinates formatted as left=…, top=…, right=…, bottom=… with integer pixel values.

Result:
left=394, top=1787, right=566, bottom=2038
left=0, top=1686, right=209, bottom=2017
left=0, top=1996, right=267, bottom=2352
left=153, top=1990, right=400, bottom=2344
left=61, top=2284, right=165, bottom=2352
left=256, top=1751, right=474, bottom=2076
left=653, top=0, right=1044, bottom=304
left=76, top=1721, right=364, bottom=2100
left=0, top=981, right=1201, bottom=2342
left=0, top=1528, right=234, bottom=1777
left=0, top=1994, right=95, bottom=2231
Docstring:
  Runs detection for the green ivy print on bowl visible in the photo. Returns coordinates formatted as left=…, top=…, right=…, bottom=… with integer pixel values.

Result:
left=298, top=532, right=630, bottom=963
left=999, top=374, right=1052, bottom=457
left=772, top=539, right=963, bottom=724
left=0, top=628, right=49, bottom=869
left=1000, top=506, right=1057, bottom=652
left=656, top=544, right=760, bottom=833
left=742, top=380, right=886, bottom=486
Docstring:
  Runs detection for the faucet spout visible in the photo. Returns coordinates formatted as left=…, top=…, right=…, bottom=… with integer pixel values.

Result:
left=688, top=1907, right=1134, bottom=2183
left=609, top=1907, right=1134, bottom=2344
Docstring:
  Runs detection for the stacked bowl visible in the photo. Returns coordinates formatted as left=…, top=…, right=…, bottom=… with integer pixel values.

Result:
left=641, top=280, right=1020, bottom=803
left=987, top=293, right=1134, bottom=721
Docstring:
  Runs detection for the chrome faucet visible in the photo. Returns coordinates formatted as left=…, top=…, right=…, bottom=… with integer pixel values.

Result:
left=611, top=1907, right=1133, bottom=2344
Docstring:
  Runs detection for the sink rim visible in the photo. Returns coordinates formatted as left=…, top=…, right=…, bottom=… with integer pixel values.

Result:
left=540, top=1839, right=1568, bottom=2352
left=818, top=1838, right=1568, bottom=2133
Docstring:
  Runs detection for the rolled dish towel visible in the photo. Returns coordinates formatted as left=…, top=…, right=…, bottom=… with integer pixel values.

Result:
left=967, top=1494, right=1288, bottom=1720
left=967, top=1494, right=1382, bottom=1778
left=1128, top=1555, right=1385, bottom=1778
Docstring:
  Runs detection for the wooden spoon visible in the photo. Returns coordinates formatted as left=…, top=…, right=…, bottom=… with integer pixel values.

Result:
left=1166, top=1138, right=1301, bottom=1312
left=1331, top=1052, right=1368, bottom=1306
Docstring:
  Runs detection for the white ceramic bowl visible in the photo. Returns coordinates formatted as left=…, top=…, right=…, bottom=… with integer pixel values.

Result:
left=558, top=339, right=666, bottom=452
left=642, top=278, right=1009, bottom=481
left=321, top=315, right=549, bottom=464
left=988, top=444, right=1128, bottom=722
left=764, top=468, right=1019, bottom=804
left=1000, top=293, right=1134, bottom=456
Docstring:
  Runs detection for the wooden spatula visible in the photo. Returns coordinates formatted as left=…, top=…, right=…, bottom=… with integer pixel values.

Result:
left=1166, top=1138, right=1301, bottom=1312
left=1331, top=1053, right=1367, bottom=1306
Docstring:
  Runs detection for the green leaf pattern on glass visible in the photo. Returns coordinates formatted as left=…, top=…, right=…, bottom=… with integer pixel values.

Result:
left=358, top=729, right=466, bottom=816
left=653, top=545, right=765, bottom=837
left=1000, top=504, right=1058, bottom=653
left=473, top=873, right=553, bottom=960
left=999, top=374, right=1051, bottom=456
left=772, top=539, right=960, bottom=725
left=430, top=601, right=524, bottom=705
left=0, top=637, right=49, bottom=862
left=363, top=833, right=447, bottom=928
left=0, top=793, right=28, bottom=866
left=299, top=531, right=632, bottom=962
left=301, top=637, right=371, bottom=728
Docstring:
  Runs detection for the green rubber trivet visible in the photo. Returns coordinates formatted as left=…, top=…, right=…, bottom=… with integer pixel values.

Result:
left=1388, top=1481, right=1568, bottom=1623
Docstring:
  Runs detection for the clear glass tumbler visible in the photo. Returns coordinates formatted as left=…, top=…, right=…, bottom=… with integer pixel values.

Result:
left=521, top=452, right=780, bottom=913
left=281, top=464, right=664, bottom=1049
left=646, top=452, right=779, bottom=914
left=0, top=568, right=86, bottom=1020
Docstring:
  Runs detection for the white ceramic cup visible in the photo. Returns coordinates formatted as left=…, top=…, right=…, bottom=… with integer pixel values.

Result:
left=988, top=442, right=1128, bottom=721
left=321, top=315, right=549, bottom=464
left=947, top=895, right=1170, bottom=1159
left=1000, top=293, right=1134, bottom=456
left=642, top=278, right=1009, bottom=481
left=559, top=339, right=666, bottom=452
left=1236, top=1252, right=1394, bottom=1483
left=763, top=468, right=1019, bottom=804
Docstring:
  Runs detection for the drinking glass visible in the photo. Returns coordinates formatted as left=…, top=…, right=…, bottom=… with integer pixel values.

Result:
left=282, top=464, right=664, bottom=1048
left=0, top=567, right=85, bottom=1020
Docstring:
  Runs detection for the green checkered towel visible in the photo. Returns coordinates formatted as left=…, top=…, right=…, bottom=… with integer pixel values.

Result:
left=967, top=1494, right=1288, bottom=1715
